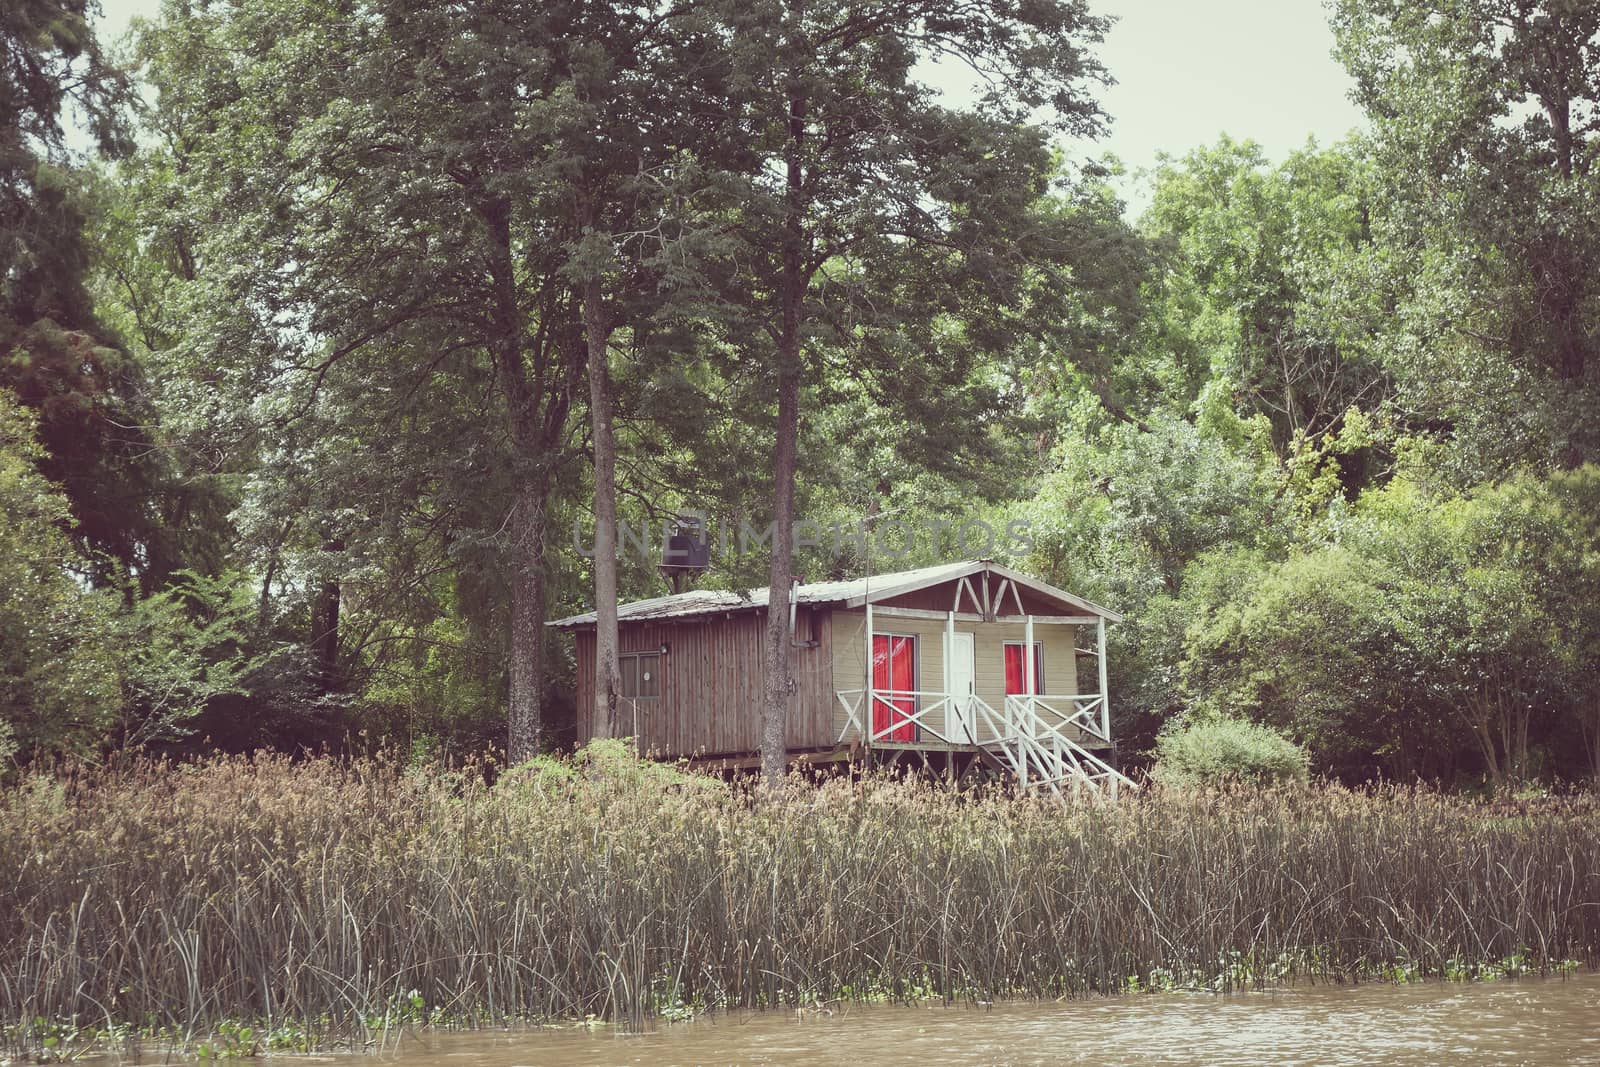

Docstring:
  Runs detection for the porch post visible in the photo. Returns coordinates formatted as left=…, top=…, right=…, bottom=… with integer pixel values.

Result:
left=1024, top=613, right=1037, bottom=738
left=944, top=609, right=955, bottom=741
left=1097, top=615, right=1110, bottom=739
left=864, top=600, right=874, bottom=746
left=1024, top=614, right=1036, bottom=697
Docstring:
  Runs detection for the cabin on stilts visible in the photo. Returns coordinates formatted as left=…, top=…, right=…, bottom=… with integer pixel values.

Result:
left=548, top=559, right=1134, bottom=793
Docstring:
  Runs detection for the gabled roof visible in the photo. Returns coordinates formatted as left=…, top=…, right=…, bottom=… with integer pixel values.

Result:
left=547, top=559, right=1121, bottom=628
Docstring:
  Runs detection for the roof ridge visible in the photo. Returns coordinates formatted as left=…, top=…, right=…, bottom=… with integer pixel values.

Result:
left=546, top=559, right=1121, bottom=627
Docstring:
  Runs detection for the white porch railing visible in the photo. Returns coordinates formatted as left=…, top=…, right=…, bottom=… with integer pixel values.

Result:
left=1004, top=693, right=1111, bottom=745
left=835, top=688, right=973, bottom=746
left=835, top=687, right=1136, bottom=795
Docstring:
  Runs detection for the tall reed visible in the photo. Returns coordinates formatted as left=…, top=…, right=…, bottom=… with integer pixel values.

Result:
left=2, top=744, right=1596, bottom=1052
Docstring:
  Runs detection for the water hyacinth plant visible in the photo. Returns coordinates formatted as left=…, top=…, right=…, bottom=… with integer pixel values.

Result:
left=1, top=742, right=1597, bottom=1058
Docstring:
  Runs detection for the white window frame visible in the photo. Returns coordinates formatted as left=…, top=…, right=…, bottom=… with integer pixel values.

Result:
left=1002, top=640, right=1046, bottom=694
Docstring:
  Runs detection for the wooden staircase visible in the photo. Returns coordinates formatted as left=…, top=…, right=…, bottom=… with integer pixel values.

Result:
left=979, top=729, right=1133, bottom=796
left=973, top=695, right=1136, bottom=796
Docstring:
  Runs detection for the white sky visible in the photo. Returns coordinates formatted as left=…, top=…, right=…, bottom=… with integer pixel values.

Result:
left=96, top=0, right=1367, bottom=213
left=1092, top=0, right=1367, bottom=210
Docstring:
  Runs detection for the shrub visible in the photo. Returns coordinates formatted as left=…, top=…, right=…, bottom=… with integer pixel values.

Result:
left=1153, top=717, right=1309, bottom=787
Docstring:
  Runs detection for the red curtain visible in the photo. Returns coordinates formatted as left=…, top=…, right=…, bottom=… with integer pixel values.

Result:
left=1004, top=644, right=1025, bottom=695
left=871, top=634, right=916, bottom=742
left=1005, top=644, right=1042, bottom=695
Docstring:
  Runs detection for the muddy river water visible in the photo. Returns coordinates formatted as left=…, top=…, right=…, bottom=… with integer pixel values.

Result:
left=368, top=974, right=1599, bottom=1066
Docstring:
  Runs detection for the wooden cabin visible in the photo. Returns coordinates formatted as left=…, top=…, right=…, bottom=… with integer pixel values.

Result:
left=548, top=560, right=1132, bottom=792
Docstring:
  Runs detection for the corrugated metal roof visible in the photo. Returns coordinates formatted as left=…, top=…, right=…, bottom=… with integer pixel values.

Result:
left=548, top=559, right=1127, bottom=627
left=549, top=587, right=757, bottom=627
left=548, top=560, right=980, bottom=627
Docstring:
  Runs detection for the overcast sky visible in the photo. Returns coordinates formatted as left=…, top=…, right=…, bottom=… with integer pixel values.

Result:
left=96, top=0, right=1368, bottom=214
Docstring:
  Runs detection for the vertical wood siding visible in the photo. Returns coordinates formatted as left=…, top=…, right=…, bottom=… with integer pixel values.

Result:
left=571, top=608, right=834, bottom=757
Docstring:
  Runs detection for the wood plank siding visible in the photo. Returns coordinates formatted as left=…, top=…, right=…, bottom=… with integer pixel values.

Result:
left=573, top=609, right=835, bottom=757
left=556, top=564, right=1116, bottom=761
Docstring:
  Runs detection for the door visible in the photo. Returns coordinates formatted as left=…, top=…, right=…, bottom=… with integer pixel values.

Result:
left=945, top=631, right=976, bottom=743
left=871, top=634, right=917, bottom=742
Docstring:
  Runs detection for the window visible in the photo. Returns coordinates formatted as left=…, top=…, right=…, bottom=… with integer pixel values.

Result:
left=619, top=651, right=661, bottom=700
left=1003, top=642, right=1046, bottom=695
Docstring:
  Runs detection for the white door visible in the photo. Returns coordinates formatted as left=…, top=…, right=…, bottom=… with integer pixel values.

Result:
left=945, top=631, right=976, bottom=743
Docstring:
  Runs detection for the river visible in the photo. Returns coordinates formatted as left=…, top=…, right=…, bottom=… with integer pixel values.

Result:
left=368, top=974, right=1599, bottom=1066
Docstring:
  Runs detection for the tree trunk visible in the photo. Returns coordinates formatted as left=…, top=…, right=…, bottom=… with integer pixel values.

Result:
left=1552, top=272, right=1587, bottom=386
left=258, top=518, right=293, bottom=628
left=1588, top=695, right=1600, bottom=788
left=585, top=273, right=621, bottom=742
left=507, top=486, right=548, bottom=763
left=1509, top=685, right=1530, bottom=786
left=762, top=341, right=800, bottom=786
left=759, top=88, right=809, bottom=789
left=310, top=537, right=344, bottom=691
left=476, top=190, right=576, bottom=764
left=1538, top=59, right=1587, bottom=390
left=1464, top=691, right=1502, bottom=789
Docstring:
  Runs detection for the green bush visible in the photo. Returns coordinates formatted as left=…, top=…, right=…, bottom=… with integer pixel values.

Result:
left=1154, top=717, right=1310, bottom=787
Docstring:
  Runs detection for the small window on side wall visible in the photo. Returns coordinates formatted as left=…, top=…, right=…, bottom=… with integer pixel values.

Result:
left=1003, top=642, right=1045, bottom=695
left=620, top=651, right=661, bottom=700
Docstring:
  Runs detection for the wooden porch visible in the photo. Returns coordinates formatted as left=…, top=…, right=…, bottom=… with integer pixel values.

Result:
left=832, top=572, right=1136, bottom=795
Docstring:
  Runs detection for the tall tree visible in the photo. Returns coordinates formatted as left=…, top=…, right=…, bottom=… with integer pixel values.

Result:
left=713, top=0, right=1112, bottom=784
left=585, top=275, right=622, bottom=741
left=0, top=387, right=120, bottom=758
left=1140, top=138, right=1389, bottom=458
left=1333, top=0, right=1600, bottom=474
left=2, top=0, right=129, bottom=300
left=557, top=8, right=730, bottom=743
left=140, top=0, right=618, bottom=759
left=1, top=1, right=212, bottom=589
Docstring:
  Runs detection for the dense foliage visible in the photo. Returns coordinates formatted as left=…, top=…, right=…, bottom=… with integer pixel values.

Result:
left=1, top=0, right=1598, bottom=787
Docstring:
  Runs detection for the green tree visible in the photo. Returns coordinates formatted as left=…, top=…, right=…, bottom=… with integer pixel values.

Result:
left=1177, top=472, right=1600, bottom=786
left=1542, top=467, right=1600, bottom=779
left=555, top=7, right=738, bottom=745
left=1, top=389, right=266, bottom=760
left=1, top=3, right=212, bottom=590
left=1140, top=137, right=1389, bottom=460
left=141, top=0, right=706, bottom=757
left=1334, top=0, right=1600, bottom=474
left=113, top=570, right=262, bottom=748
left=0, top=388, right=120, bottom=758
left=2, top=0, right=131, bottom=307
left=706, top=0, right=1112, bottom=783
left=1175, top=545, right=1449, bottom=779
left=1012, top=409, right=1289, bottom=756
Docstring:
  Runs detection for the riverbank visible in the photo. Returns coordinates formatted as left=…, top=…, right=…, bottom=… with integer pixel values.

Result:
left=3, top=744, right=1597, bottom=1060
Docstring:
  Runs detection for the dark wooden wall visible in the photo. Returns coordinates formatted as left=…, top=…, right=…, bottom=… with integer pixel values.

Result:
left=570, top=608, right=835, bottom=757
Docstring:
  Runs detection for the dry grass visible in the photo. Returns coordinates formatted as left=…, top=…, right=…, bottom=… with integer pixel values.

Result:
left=2, top=742, right=1597, bottom=1055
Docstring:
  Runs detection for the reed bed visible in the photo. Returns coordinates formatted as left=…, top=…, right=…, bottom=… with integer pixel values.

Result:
left=2, top=744, right=1597, bottom=1055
